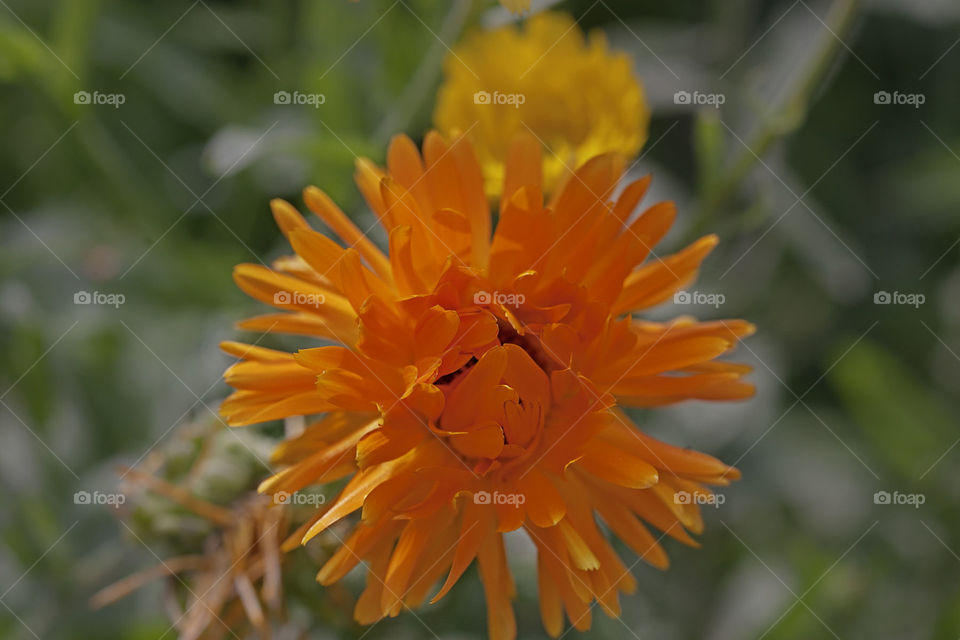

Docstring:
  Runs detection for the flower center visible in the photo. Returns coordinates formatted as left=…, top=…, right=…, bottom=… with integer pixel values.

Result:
left=431, top=319, right=555, bottom=471
left=493, top=318, right=562, bottom=375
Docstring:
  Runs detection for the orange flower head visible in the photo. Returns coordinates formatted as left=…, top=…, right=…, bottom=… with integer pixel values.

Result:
left=221, top=131, right=754, bottom=639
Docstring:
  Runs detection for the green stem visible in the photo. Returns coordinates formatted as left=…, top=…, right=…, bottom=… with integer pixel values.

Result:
left=373, top=0, right=476, bottom=146
left=688, top=0, right=863, bottom=237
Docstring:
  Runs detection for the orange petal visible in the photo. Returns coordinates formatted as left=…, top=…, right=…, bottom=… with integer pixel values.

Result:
left=575, top=438, right=659, bottom=489
left=449, top=422, right=505, bottom=459
left=316, top=521, right=402, bottom=585
left=235, top=311, right=353, bottom=345
left=431, top=500, right=496, bottom=603
left=537, top=554, right=565, bottom=637
left=557, top=519, right=600, bottom=571
left=500, top=131, right=543, bottom=214
left=302, top=461, right=399, bottom=543
left=518, top=470, right=566, bottom=528
left=620, top=336, right=733, bottom=379
left=258, top=418, right=377, bottom=495
left=423, top=132, right=490, bottom=269
left=381, top=517, right=439, bottom=613
left=387, top=133, right=434, bottom=216
left=611, top=175, right=652, bottom=223
left=270, top=198, right=310, bottom=239
left=303, top=185, right=392, bottom=281
left=442, top=346, right=507, bottom=430
left=476, top=532, right=517, bottom=640
left=613, top=234, right=718, bottom=313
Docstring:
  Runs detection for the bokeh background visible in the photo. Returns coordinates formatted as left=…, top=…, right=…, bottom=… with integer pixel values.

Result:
left=2, top=0, right=959, bottom=638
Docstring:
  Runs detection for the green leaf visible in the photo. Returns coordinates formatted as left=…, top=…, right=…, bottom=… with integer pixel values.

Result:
left=0, top=25, right=45, bottom=80
left=827, top=338, right=954, bottom=478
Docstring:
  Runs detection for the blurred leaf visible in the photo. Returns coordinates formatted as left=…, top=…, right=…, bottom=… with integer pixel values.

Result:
left=934, top=586, right=960, bottom=637
left=0, top=25, right=45, bottom=80
left=7, top=324, right=57, bottom=426
left=827, top=338, right=954, bottom=478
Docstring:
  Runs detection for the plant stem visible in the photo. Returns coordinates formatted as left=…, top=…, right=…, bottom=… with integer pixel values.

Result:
left=688, top=0, right=863, bottom=237
left=373, top=0, right=476, bottom=146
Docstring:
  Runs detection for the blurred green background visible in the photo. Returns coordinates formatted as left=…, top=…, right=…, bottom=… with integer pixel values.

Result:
left=1, top=0, right=959, bottom=638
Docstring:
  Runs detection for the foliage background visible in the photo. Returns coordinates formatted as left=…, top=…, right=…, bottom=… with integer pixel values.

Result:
left=1, top=0, right=959, bottom=638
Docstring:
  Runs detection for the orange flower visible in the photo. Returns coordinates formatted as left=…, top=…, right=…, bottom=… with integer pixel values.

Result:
left=221, top=131, right=754, bottom=639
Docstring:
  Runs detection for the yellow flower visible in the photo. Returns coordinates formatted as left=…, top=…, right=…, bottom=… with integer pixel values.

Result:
left=434, top=12, right=650, bottom=195
left=221, top=130, right=753, bottom=639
